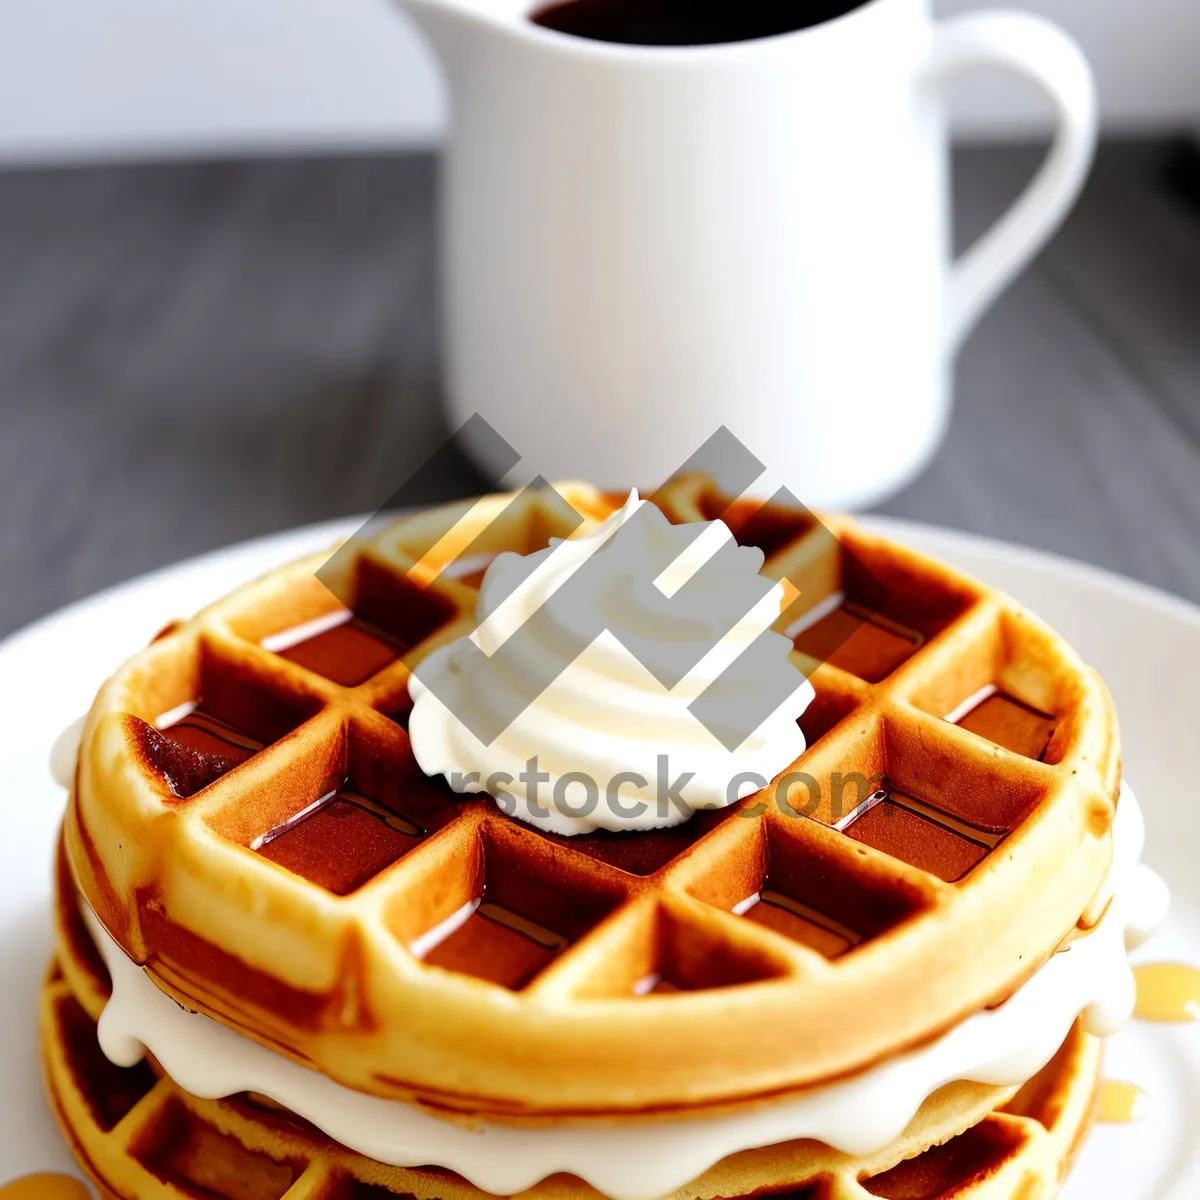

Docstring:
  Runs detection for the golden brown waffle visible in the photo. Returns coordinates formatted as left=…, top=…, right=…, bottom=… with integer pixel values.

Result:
left=64, top=479, right=1120, bottom=1117
left=40, top=957, right=1102, bottom=1200
left=43, top=881, right=1102, bottom=1200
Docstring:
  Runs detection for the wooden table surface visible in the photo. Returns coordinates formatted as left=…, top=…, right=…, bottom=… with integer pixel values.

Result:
left=0, top=141, right=1197, bottom=639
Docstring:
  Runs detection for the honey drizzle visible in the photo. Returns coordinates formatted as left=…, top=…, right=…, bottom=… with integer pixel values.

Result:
left=1133, top=962, right=1200, bottom=1023
left=1098, top=1080, right=1151, bottom=1124
left=1093, top=963, right=1199, bottom=1129
left=0, top=1174, right=91, bottom=1200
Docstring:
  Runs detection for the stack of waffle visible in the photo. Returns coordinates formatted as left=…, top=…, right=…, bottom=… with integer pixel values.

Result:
left=45, top=480, right=1157, bottom=1200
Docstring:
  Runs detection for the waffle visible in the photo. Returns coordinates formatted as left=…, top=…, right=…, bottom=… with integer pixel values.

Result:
left=63, top=478, right=1121, bottom=1117
left=43, top=878, right=1103, bottom=1200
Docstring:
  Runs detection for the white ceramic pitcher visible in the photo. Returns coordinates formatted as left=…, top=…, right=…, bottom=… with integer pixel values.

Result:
left=400, top=0, right=1097, bottom=508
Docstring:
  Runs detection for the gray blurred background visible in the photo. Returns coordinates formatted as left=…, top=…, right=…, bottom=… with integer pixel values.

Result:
left=0, top=0, right=1197, bottom=638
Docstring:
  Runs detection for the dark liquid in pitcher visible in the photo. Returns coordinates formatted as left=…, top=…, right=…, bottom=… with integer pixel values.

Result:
left=531, top=0, right=871, bottom=45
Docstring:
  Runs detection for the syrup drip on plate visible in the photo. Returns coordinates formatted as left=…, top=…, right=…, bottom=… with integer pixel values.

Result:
left=1097, top=962, right=1199, bottom=1124
left=1132, top=962, right=1200, bottom=1022
left=1098, top=1080, right=1151, bottom=1124
left=0, top=1174, right=90, bottom=1200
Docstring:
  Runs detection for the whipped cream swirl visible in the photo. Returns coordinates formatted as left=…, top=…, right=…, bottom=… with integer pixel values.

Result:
left=407, top=491, right=814, bottom=834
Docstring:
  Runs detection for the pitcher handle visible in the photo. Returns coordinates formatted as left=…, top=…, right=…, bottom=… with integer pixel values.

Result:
left=927, top=10, right=1098, bottom=352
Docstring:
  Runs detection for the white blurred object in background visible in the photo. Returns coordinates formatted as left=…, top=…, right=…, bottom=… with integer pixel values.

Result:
left=412, top=0, right=1097, bottom=507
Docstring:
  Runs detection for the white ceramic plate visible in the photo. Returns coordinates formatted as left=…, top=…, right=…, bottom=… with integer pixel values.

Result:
left=2, top=516, right=1198, bottom=1199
